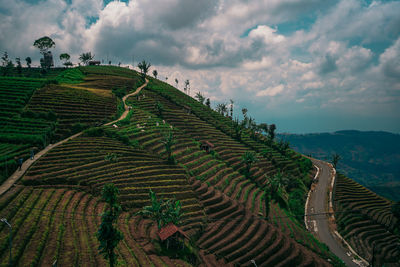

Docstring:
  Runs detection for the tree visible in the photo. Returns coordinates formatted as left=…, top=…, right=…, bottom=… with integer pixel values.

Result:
left=152, top=69, right=158, bottom=79
left=216, top=103, right=227, bottom=115
left=258, top=123, right=269, bottom=135
left=241, top=151, right=258, bottom=177
left=331, top=153, right=341, bottom=169
left=161, top=131, right=176, bottom=162
left=205, top=98, right=210, bottom=108
left=25, top=57, right=31, bottom=68
left=15, top=57, right=22, bottom=75
left=195, top=92, right=205, bottom=104
left=137, top=60, right=151, bottom=79
left=1, top=52, right=13, bottom=76
left=137, top=190, right=183, bottom=229
left=184, top=79, right=190, bottom=95
left=97, top=184, right=123, bottom=267
left=266, top=171, right=289, bottom=206
left=154, top=101, right=164, bottom=117
left=33, top=36, right=55, bottom=69
left=268, top=124, right=276, bottom=141
left=79, top=52, right=94, bottom=66
left=175, top=78, right=178, bottom=88
left=229, top=99, right=234, bottom=117
left=33, top=36, right=55, bottom=54
left=59, top=53, right=71, bottom=67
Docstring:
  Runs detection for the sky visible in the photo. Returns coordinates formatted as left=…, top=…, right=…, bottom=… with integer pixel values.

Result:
left=0, top=0, right=399, bottom=134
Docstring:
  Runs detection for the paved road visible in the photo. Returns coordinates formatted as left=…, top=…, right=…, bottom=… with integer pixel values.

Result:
left=306, top=159, right=360, bottom=267
left=0, top=78, right=148, bottom=196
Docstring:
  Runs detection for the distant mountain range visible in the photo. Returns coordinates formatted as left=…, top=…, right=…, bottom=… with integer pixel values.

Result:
left=278, top=130, right=400, bottom=201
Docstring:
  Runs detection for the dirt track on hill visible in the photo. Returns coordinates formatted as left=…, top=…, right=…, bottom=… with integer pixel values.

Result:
left=0, top=78, right=148, bottom=196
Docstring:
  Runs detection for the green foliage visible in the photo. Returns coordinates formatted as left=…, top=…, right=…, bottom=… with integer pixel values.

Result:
left=97, top=184, right=123, bottom=267
left=112, top=87, right=126, bottom=99
left=79, top=52, right=95, bottom=66
left=136, top=189, right=183, bottom=229
left=288, top=188, right=305, bottom=221
left=56, top=68, right=84, bottom=84
left=104, top=152, right=118, bottom=162
left=137, top=60, right=151, bottom=79
left=331, top=153, right=341, bottom=169
left=33, top=36, right=55, bottom=54
left=241, top=151, right=258, bottom=177
left=161, top=131, right=176, bottom=162
left=154, top=101, right=164, bottom=117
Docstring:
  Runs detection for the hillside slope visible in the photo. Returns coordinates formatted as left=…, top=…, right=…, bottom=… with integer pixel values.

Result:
left=0, top=66, right=344, bottom=266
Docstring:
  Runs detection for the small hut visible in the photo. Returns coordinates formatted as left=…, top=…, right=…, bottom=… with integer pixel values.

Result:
left=200, top=141, right=214, bottom=153
left=158, top=223, right=189, bottom=249
left=88, top=60, right=101, bottom=66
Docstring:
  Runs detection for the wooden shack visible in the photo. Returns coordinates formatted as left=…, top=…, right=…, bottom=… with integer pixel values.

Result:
left=158, top=223, right=189, bottom=249
left=200, top=141, right=214, bottom=153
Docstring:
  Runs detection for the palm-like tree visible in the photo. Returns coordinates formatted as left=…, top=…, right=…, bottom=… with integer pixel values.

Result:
left=241, top=151, right=259, bottom=176
left=216, top=103, right=228, bottom=116
left=152, top=69, right=158, bottom=79
left=195, top=92, right=205, bottom=104
left=331, top=153, right=341, bottom=169
left=137, top=60, right=151, bottom=78
left=136, top=189, right=165, bottom=229
left=184, top=79, right=190, bottom=95
left=161, top=131, right=176, bottom=162
left=79, top=52, right=94, bottom=65
left=266, top=171, right=289, bottom=202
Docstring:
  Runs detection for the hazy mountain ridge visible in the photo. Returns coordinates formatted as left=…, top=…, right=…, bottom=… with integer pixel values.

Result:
left=278, top=130, right=400, bottom=201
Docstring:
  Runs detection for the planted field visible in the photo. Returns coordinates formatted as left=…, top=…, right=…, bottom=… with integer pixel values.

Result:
left=0, top=186, right=186, bottom=267
left=0, top=77, right=56, bottom=182
left=23, top=135, right=206, bottom=237
left=26, top=84, right=117, bottom=138
left=335, top=174, right=400, bottom=266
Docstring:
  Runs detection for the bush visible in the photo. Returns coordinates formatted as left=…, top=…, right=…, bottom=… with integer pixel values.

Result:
left=83, top=127, right=105, bottom=137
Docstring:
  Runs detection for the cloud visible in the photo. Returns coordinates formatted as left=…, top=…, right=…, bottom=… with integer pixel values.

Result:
left=0, top=0, right=399, bottom=133
left=256, top=84, right=285, bottom=97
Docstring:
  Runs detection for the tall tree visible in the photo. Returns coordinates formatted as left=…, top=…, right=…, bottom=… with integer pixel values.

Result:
left=331, top=153, right=341, bottom=169
left=195, top=92, right=205, bottom=104
left=184, top=79, right=190, bottom=95
left=97, top=184, right=123, bottom=267
left=229, top=99, right=234, bottom=117
left=268, top=124, right=276, bottom=141
left=59, top=53, right=71, bottom=67
left=79, top=52, right=94, bottom=66
left=137, top=60, right=151, bottom=79
left=152, top=69, right=158, bottom=79
left=175, top=78, right=178, bottom=88
left=161, top=131, right=176, bottom=162
left=15, top=57, right=22, bottom=75
left=205, top=98, right=211, bottom=108
left=1, top=52, right=13, bottom=76
left=25, top=57, right=31, bottom=68
left=33, top=36, right=55, bottom=55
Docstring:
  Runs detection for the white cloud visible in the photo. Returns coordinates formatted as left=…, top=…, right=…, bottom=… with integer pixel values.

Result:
left=248, top=25, right=285, bottom=45
left=256, top=84, right=285, bottom=97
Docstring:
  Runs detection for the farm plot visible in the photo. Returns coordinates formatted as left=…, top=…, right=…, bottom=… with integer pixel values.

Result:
left=0, top=186, right=184, bottom=267
left=191, top=179, right=330, bottom=267
left=335, top=174, right=400, bottom=265
left=0, top=77, right=57, bottom=183
left=26, top=84, right=117, bottom=139
left=23, top=135, right=206, bottom=237
left=145, top=78, right=307, bottom=177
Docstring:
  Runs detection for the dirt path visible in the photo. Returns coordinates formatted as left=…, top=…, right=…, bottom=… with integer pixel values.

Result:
left=0, top=78, right=148, bottom=196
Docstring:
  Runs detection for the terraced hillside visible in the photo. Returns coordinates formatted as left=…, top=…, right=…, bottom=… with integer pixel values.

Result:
left=0, top=66, right=344, bottom=266
left=0, top=77, right=56, bottom=183
left=334, top=174, right=400, bottom=266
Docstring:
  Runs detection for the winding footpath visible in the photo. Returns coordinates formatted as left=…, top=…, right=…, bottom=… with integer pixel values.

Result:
left=305, top=158, right=368, bottom=267
left=0, top=78, right=148, bottom=196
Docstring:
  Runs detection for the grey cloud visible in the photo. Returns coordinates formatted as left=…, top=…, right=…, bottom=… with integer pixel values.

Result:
left=318, top=54, right=337, bottom=74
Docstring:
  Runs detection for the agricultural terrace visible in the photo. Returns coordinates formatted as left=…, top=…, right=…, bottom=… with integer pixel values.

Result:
left=0, top=66, right=338, bottom=266
left=0, top=186, right=193, bottom=266
left=335, top=174, right=400, bottom=266
left=0, top=77, right=55, bottom=183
